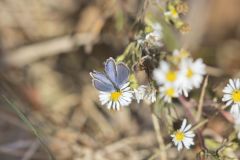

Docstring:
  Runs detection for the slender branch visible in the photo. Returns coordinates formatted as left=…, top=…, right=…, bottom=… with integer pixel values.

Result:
left=178, top=96, right=195, bottom=122
left=151, top=111, right=167, bottom=160
left=2, top=33, right=97, bottom=67
left=196, top=76, right=208, bottom=121
left=191, top=119, right=208, bottom=131
left=2, top=96, right=55, bottom=160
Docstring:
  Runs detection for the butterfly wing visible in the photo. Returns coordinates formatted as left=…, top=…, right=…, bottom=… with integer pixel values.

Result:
left=92, top=57, right=130, bottom=91
left=116, top=63, right=130, bottom=87
left=90, top=71, right=115, bottom=92
left=104, top=58, right=117, bottom=83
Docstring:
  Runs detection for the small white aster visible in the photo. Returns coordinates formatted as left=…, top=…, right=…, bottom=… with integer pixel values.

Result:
left=145, top=23, right=163, bottom=47
left=222, top=79, right=240, bottom=117
left=172, top=49, right=190, bottom=62
left=99, top=82, right=133, bottom=110
left=171, top=119, right=195, bottom=151
left=176, top=58, right=206, bottom=97
left=145, top=88, right=157, bottom=104
left=179, top=58, right=206, bottom=88
left=134, top=85, right=147, bottom=103
left=159, top=84, right=179, bottom=103
left=153, top=60, right=179, bottom=86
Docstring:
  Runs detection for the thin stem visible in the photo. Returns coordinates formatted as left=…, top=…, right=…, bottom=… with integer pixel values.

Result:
left=191, top=119, right=208, bottom=131
left=151, top=110, right=167, bottom=160
left=2, top=95, right=55, bottom=160
left=196, top=76, right=208, bottom=121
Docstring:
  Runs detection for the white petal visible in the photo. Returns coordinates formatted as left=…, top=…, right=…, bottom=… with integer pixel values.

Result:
left=229, top=79, right=236, bottom=90
left=230, top=104, right=240, bottom=118
left=236, top=79, right=240, bottom=89
left=222, top=86, right=232, bottom=94
left=177, top=142, right=183, bottom=151
left=107, top=101, right=112, bottom=109
left=180, top=119, right=187, bottom=131
left=121, top=82, right=130, bottom=89
left=183, top=124, right=192, bottom=132
left=116, top=101, right=120, bottom=110
left=185, top=131, right=195, bottom=138
left=222, top=94, right=232, bottom=102
left=226, top=100, right=233, bottom=106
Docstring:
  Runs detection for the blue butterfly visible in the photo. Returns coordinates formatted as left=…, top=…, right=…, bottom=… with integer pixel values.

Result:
left=90, top=58, right=130, bottom=92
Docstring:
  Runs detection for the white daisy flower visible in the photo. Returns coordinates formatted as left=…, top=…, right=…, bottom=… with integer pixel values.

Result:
left=159, top=84, right=179, bottom=103
left=172, top=49, right=190, bottom=62
left=153, top=60, right=179, bottom=86
left=152, top=23, right=162, bottom=33
left=145, top=23, right=163, bottom=47
left=171, top=119, right=195, bottom=151
left=99, top=82, right=133, bottom=110
left=134, top=85, right=147, bottom=103
left=173, top=49, right=189, bottom=57
left=176, top=58, right=206, bottom=96
left=145, top=88, right=157, bottom=104
left=222, top=79, right=240, bottom=117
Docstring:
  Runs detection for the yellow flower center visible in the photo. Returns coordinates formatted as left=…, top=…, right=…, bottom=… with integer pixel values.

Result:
left=186, top=68, right=194, bottom=78
left=232, top=90, right=240, bottom=103
left=166, top=88, right=175, bottom=97
left=110, top=91, right=122, bottom=101
left=175, top=131, right=185, bottom=141
left=166, top=71, right=177, bottom=82
left=170, top=7, right=179, bottom=18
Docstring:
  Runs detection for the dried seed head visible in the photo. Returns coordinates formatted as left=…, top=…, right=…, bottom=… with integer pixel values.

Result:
left=179, top=23, right=191, bottom=34
left=176, top=2, right=189, bottom=14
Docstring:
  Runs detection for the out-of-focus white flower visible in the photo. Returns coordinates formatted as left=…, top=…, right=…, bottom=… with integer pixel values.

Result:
left=145, top=23, right=163, bottom=47
left=145, top=88, right=157, bottom=104
left=137, top=38, right=145, bottom=45
left=171, top=119, right=195, bottom=151
left=99, top=82, right=133, bottom=110
left=134, top=85, right=156, bottom=104
left=176, top=58, right=205, bottom=97
left=172, top=49, right=190, bottom=62
left=159, top=84, right=179, bottom=103
left=179, top=58, right=206, bottom=89
left=134, top=85, right=147, bottom=103
left=222, top=79, right=240, bottom=117
left=153, top=60, right=179, bottom=86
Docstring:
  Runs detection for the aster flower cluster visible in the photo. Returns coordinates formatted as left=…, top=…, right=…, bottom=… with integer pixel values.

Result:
left=89, top=0, right=206, bottom=153
left=153, top=49, right=206, bottom=102
left=90, top=48, right=206, bottom=107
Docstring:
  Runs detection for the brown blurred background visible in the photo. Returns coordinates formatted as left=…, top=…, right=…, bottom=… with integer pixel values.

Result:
left=0, top=0, right=240, bottom=159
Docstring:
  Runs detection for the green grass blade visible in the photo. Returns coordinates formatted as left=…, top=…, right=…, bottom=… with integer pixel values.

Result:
left=2, top=95, right=55, bottom=160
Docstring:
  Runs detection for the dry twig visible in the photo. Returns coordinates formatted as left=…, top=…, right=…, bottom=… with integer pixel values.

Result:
left=151, top=113, right=167, bottom=160
left=2, top=33, right=97, bottom=67
left=196, top=76, right=208, bottom=121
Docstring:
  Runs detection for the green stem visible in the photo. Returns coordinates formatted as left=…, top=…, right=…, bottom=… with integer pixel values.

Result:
left=2, top=95, right=55, bottom=160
